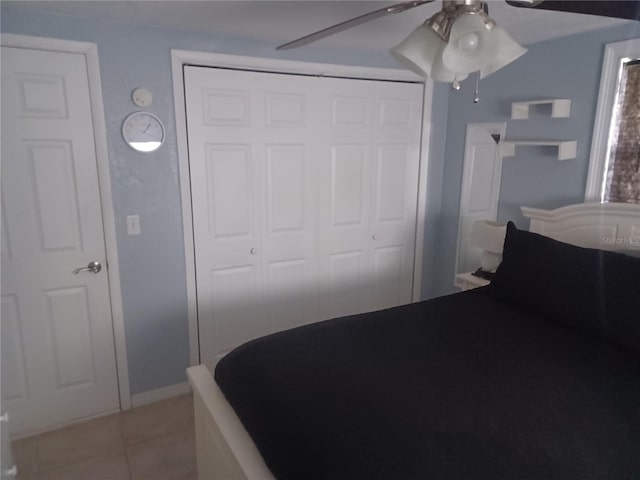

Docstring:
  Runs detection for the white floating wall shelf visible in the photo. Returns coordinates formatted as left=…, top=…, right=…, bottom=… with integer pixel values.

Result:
left=511, top=99, right=571, bottom=119
left=499, top=140, right=577, bottom=161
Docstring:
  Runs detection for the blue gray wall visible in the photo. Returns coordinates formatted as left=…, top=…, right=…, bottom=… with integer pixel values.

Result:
left=431, top=22, right=640, bottom=298
left=420, top=82, right=449, bottom=300
left=1, top=4, right=425, bottom=395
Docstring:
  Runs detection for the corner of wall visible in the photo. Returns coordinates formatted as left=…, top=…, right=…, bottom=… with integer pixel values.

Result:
left=421, top=82, right=450, bottom=300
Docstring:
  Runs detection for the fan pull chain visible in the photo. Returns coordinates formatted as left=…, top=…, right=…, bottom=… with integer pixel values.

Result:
left=452, top=75, right=461, bottom=91
left=474, top=72, right=480, bottom=103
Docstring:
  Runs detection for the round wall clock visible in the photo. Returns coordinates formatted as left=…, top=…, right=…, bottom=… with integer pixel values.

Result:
left=122, top=111, right=165, bottom=153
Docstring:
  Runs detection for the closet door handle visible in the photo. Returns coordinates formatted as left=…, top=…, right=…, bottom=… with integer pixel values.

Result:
left=73, top=261, right=102, bottom=274
left=250, top=248, right=257, bottom=255
left=372, top=234, right=377, bottom=240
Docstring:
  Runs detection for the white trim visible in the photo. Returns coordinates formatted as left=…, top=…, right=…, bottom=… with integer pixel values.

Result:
left=172, top=52, right=200, bottom=367
left=412, top=79, right=434, bottom=302
left=131, top=382, right=192, bottom=409
left=171, top=49, right=431, bottom=366
left=454, top=122, right=507, bottom=279
left=1, top=33, right=131, bottom=410
left=585, top=38, right=640, bottom=202
left=171, top=49, right=422, bottom=83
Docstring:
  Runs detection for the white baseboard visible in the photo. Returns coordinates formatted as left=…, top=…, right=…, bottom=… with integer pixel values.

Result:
left=130, top=382, right=192, bottom=409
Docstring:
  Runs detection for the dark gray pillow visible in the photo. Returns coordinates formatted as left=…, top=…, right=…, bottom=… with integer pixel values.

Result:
left=489, top=222, right=640, bottom=352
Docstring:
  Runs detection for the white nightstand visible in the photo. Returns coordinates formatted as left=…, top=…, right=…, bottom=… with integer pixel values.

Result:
left=455, top=272, right=491, bottom=291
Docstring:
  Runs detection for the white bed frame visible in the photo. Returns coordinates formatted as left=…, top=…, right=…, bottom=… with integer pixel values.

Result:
left=187, top=202, right=640, bottom=480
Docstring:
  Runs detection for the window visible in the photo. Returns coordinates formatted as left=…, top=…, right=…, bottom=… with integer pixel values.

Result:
left=586, top=38, right=640, bottom=204
left=604, top=59, right=640, bottom=203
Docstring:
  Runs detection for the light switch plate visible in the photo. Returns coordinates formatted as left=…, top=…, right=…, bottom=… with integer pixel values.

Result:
left=126, top=215, right=141, bottom=235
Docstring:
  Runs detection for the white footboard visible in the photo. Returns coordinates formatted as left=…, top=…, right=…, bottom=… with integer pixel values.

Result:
left=186, top=365, right=274, bottom=480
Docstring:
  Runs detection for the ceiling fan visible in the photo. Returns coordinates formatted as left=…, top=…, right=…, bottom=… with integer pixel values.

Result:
left=276, top=0, right=640, bottom=86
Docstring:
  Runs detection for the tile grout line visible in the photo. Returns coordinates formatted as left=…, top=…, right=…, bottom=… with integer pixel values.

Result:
left=32, top=413, right=127, bottom=476
left=16, top=395, right=195, bottom=479
left=119, top=411, right=136, bottom=480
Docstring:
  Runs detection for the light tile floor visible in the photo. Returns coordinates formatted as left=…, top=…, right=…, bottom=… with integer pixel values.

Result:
left=11, top=394, right=196, bottom=480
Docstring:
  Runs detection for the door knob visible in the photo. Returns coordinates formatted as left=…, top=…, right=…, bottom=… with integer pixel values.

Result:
left=250, top=248, right=257, bottom=255
left=73, top=261, right=102, bottom=274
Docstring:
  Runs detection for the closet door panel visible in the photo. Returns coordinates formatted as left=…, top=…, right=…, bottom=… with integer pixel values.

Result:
left=258, top=77, right=321, bottom=331
left=267, top=259, right=309, bottom=332
left=372, top=245, right=406, bottom=311
left=186, top=67, right=321, bottom=368
left=186, top=67, right=425, bottom=368
left=369, top=83, right=423, bottom=309
left=318, top=79, right=373, bottom=320
left=266, top=145, right=305, bottom=234
left=208, top=265, right=264, bottom=361
left=261, top=140, right=319, bottom=330
left=327, top=250, right=369, bottom=319
left=185, top=68, right=264, bottom=368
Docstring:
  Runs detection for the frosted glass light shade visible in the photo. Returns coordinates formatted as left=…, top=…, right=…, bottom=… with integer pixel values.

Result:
left=480, top=27, right=527, bottom=79
left=391, top=13, right=527, bottom=82
left=431, top=55, right=469, bottom=82
left=442, top=14, right=498, bottom=74
left=391, top=24, right=446, bottom=77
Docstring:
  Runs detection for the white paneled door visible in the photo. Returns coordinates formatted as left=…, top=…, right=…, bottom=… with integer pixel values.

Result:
left=455, top=122, right=506, bottom=275
left=184, top=67, right=423, bottom=370
left=1, top=47, right=119, bottom=435
left=318, top=77, right=422, bottom=319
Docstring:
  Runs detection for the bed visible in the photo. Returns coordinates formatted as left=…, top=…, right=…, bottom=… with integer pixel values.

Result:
left=187, top=202, right=640, bottom=479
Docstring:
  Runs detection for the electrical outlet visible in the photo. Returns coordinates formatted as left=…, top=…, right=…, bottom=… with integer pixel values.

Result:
left=126, top=215, right=141, bottom=235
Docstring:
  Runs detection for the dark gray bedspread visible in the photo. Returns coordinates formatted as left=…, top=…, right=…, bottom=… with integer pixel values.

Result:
left=215, top=289, right=640, bottom=479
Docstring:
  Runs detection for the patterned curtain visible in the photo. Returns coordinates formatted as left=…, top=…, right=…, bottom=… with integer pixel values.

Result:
left=605, top=60, right=640, bottom=204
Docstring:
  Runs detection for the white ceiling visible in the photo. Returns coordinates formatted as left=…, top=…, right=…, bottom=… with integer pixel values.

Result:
left=5, top=1, right=630, bottom=50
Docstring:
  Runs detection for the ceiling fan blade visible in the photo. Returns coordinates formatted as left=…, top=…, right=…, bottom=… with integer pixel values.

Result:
left=276, top=0, right=436, bottom=50
left=506, top=0, right=640, bottom=21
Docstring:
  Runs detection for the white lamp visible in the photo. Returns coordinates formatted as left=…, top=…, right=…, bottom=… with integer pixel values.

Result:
left=391, top=1, right=527, bottom=86
left=470, top=220, right=507, bottom=273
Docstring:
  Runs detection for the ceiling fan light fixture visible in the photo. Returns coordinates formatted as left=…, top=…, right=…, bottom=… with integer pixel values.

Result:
left=431, top=55, right=469, bottom=82
left=390, top=23, right=446, bottom=77
left=390, top=1, right=527, bottom=85
left=479, top=26, right=528, bottom=78
left=442, top=13, right=499, bottom=74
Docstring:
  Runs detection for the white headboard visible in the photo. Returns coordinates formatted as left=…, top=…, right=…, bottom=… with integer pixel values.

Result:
left=521, top=202, right=640, bottom=253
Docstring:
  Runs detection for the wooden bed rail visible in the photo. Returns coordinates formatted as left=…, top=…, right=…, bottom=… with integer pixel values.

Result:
left=187, top=365, right=274, bottom=480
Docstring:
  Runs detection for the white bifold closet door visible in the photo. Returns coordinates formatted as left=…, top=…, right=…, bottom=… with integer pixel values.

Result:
left=184, top=66, right=423, bottom=369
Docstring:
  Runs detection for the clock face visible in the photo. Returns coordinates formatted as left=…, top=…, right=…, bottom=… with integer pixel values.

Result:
left=122, top=112, right=165, bottom=152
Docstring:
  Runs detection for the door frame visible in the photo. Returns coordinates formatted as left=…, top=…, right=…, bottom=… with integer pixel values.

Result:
left=585, top=38, right=640, bottom=202
left=1, top=34, right=131, bottom=410
left=454, top=122, right=507, bottom=281
left=171, top=50, right=434, bottom=366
